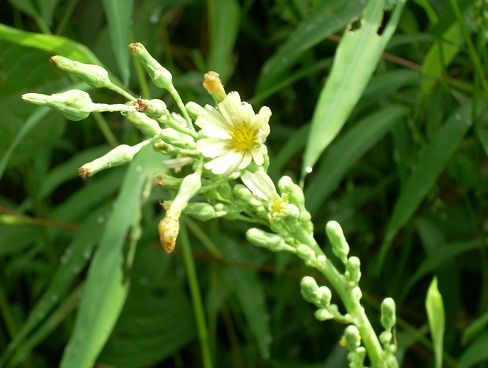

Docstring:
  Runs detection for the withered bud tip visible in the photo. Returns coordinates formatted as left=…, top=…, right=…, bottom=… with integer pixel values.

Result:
left=158, top=216, right=179, bottom=253
left=135, top=98, right=147, bottom=112
left=78, top=167, right=90, bottom=179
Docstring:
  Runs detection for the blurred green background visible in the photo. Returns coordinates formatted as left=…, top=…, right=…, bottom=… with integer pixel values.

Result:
left=1, top=0, right=488, bottom=367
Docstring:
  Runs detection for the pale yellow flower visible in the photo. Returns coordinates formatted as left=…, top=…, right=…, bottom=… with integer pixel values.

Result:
left=196, top=92, right=271, bottom=176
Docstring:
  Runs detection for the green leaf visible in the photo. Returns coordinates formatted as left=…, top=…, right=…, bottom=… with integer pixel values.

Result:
left=302, top=0, right=407, bottom=176
left=425, top=277, right=445, bottom=368
left=305, top=105, right=408, bottom=216
left=0, top=23, right=104, bottom=64
left=207, top=0, right=240, bottom=82
left=219, top=237, right=271, bottom=360
left=376, top=101, right=474, bottom=271
left=59, top=145, right=162, bottom=368
left=101, top=0, right=133, bottom=86
left=256, top=0, right=366, bottom=94
left=457, top=332, right=488, bottom=368
left=100, top=289, right=197, bottom=368
left=0, top=204, right=108, bottom=366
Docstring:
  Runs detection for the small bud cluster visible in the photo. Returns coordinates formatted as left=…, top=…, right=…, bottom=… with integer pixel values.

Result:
left=300, top=276, right=351, bottom=323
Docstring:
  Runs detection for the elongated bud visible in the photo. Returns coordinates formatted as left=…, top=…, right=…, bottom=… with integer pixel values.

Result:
left=129, top=42, right=172, bottom=89
left=158, top=215, right=179, bottom=253
left=381, top=297, right=396, bottom=331
left=126, top=111, right=162, bottom=136
left=326, top=221, right=350, bottom=264
left=183, top=203, right=217, bottom=221
left=50, top=56, right=111, bottom=88
left=246, top=228, right=295, bottom=253
left=135, top=98, right=168, bottom=118
left=342, top=325, right=361, bottom=349
left=78, top=140, right=151, bottom=178
left=345, top=256, right=361, bottom=287
left=160, top=128, right=196, bottom=149
left=22, top=90, right=92, bottom=121
left=203, top=71, right=226, bottom=103
left=185, top=101, right=206, bottom=119
left=166, top=172, right=202, bottom=218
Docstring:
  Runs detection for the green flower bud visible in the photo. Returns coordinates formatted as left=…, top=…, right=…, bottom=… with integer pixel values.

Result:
left=315, top=308, right=334, bottom=321
left=155, top=174, right=183, bottom=188
left=160, top=128, right=196, bottom=149
left=135, top=98, right=168, bottom=118
left=246, top=228, right=295, bottom=253
left=166, top=172, right=202, bottom=218
left=233, top=185, right=262, bottom=207
left=381, top=297, right=396, bottom=331
left=326, top=221, right=350, bottom=264
left=50, top=55, right=111, bottom=89
left=278, top=176, right=304, bottom=206
left=343, top=325, right=361, bottom=349
left=78, top=140, right=151, bottom=178
left=129, top=42, right=172, bottom=89
left=126, top=111, right=162, bottom=136
left=22, top=90, right=92, bottom=121
left=184, top=202, right=218, bottom=221
left=345, top=256, right=361, bottom=287
left=300, top=276, right=320, bottom=304
left=185, top=101, right=206, bottom=119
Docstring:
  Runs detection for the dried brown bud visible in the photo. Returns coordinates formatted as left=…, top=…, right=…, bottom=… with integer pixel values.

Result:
left=158, top=216, right=179, bottom=253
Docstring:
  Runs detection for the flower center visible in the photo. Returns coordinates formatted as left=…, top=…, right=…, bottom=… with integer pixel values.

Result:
left=227, top=122, right=257, bottom=152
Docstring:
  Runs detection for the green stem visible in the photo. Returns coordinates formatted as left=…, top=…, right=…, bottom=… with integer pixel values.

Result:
left=180, top=220, right=213, bottom=368
left=167, top=84, right=194, bottom=131
left=92, top=112, right=119, bottom=147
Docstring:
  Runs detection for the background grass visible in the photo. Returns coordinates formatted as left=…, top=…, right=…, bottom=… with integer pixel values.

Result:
left=1, top=0, right=488, bottom=367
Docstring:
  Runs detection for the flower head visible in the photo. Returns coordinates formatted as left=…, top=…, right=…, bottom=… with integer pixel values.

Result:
left=241, top=170, right=288, bottom=220
left=196, top=92, right=271, bottom=176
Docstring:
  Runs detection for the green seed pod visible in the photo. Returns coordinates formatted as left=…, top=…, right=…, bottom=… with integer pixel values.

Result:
left=50, top=55, right=111, bottom=89
left=78, top=140, right=150, bottom=178
left=246, top=228, right=295, bottom=253
left=126, top=111, right=162, bottom=136
left=129, top=42, right=172, bottom=89
left=22, top=90, right=93, bottom=121
left=135, top=98, right=168, bottom=118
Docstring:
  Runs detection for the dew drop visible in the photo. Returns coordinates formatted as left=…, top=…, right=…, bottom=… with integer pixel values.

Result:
left=97, top=215, right=105, bottom=224
left=136, top=165, right=143, bottom=172
left=305, top=166, right=313, bottom=174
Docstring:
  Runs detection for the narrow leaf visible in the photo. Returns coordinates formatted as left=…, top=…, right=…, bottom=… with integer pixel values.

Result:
left=305, top=105, right=408, bottom=216
left=425, top=277, right=445, bottom=368
left=207, top=0, right=240, bottom=82
left=302, top=0, right=406, bottom=176
left=0, top=23, right=103, bottom=64
left=60, top=145, right=162, bottom=368
left=101, top=0, right=133, bottom=86
left=256, top=0, right=366, bottom=94
left=376, top=101, right=474, bottom=271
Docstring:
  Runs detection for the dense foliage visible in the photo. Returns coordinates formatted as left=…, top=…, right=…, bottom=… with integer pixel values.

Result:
left=1, top=0, right=487, bottom=367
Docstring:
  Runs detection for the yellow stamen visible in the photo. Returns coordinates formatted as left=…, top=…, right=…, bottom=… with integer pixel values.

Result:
left=227, top=122, right=257, bottom=152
